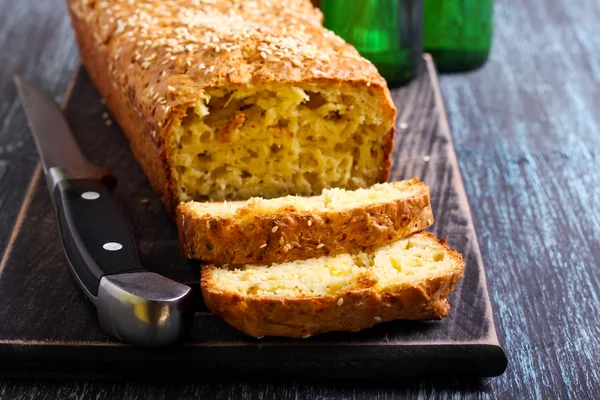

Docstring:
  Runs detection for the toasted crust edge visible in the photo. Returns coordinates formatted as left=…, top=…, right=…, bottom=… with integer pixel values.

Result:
left=201, top=231, right=465, bottom=338
left=177, top=179, right=433, bottom=264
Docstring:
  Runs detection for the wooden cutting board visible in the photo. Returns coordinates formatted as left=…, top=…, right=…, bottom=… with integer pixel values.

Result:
left=0, top=55, right=507, bottom=379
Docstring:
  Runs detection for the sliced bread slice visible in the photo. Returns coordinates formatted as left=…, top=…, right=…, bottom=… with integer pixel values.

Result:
left=177, top=178, right=433, bottom=264
left=201, top=231, right=464, bottom=338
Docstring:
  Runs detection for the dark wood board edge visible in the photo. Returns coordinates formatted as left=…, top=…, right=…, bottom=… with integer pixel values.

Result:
left=424, top=54, right=505, bottom=350
left=0, top=341, right=507, bottom=380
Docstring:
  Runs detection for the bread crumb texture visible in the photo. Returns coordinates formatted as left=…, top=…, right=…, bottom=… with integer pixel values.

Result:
left=184, top=178, right=423, bottom=216
left=204, top=232, right=459, bottom=298
left=68, top=0, right=396, bottom=204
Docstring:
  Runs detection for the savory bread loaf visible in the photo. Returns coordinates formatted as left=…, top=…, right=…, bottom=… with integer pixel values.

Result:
left=202, top=231, right=464, bottom=338
left=178, top=178, right=433, bottom=264
left=66, top=0, right=396, bottom=214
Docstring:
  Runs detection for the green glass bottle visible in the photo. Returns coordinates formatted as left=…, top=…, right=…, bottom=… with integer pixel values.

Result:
left=321, top=0, right=423, bottom=87
left=423, top=0, right=493, bottom=71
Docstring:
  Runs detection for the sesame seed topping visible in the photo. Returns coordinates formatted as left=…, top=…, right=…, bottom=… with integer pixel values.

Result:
left=317, top=243, right=325, bottom=249
left=423, top=155, right=431, bottom=162
left=259, top=243, right=267, bottom=249
left=206, top=221, right=211, bottom=229
left=272, top=226, right=278, bottom=233
left=102, top=112, right=109, bottom=119
left=105, top=119, right=113, bottom=126
left=337, top=298, right=343, bottom=306
left=302, top=334, right=311, bottom=339
left=82, top=0, right=377, bottom=139
left=374, top=316, right=381, bottom=321
left=279, top=237, right=284, bottom=245
left=307, top=220, right=312, bottom=227
left=385, top=303, right=391, bottom=307
left=167, top=86, right=176, bottom=92
left=399, top=122, right=408, bottom=130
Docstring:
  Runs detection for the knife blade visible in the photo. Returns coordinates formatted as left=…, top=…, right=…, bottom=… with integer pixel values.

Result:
left=14, top=76, right=193, bottom=347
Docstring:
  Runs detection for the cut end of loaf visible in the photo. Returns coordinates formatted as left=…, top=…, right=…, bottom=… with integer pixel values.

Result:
left=169, top=82, right=394, bottom=203
left=182, top=178, right=425, bottom=216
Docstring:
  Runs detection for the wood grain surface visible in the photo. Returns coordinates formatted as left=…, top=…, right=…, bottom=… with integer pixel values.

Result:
left=0, top=0, right=599, bottom=399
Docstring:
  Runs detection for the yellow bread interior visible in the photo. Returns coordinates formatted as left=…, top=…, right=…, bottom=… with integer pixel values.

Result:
left=205, top=232, right=459, bottom=298
left=183, top=178, right=424, bottom=217
left=170, top=82, right=393, bottom=202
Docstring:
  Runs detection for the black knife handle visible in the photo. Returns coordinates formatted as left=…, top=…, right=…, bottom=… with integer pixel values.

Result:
left=53, top=179, right=144, bottom=297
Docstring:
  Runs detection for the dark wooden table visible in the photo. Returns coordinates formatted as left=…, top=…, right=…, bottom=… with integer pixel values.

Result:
left=1, top=0, right=598, bottom=398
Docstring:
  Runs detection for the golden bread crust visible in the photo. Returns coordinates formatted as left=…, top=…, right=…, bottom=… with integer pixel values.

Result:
left=201, top=232, right=464, bottom=338
left=177, top=179, right=433, bottom=264
left=66, top=0, right=397, bottom=214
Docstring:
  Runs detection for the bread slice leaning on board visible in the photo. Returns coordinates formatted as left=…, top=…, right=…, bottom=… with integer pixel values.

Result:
left=66, top=0, right=396, bottom=216
left=177, top=178, right=433, bottom=265
left=201, top=231, right=464, bottom=338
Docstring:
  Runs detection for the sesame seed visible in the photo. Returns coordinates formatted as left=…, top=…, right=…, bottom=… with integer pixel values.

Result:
left=423, top=155, right=431, bottom=162
left=302, top=334, right=311, bottom=339
left=208, top=65, right=215, bottom=72
left=105, top=119, right=113, bottom=126
left=102, top=112, right=109, bottom=119
left=385, top=303, right=391, bottom=307
left=366, top=82, right=371, bottom=87
left=279, top=237, right=284, bottom=245
left=167, top=86, right=176, bottom=92
left=140, top=198, right=150, bottom=204
left=337, top=298, right=343, bottom=306
left=260, top=51, right=267, bottom=59
left=256, top=336, right=264, bottom=339
left=285, top=243, right=291, bottom=250
left=307, top=220, right=312, bottom=227
left=374, top=316, right=382, bottom=322
left=259, top=243, right=267, bottom=249
left=399, top=122, right=408, bottom=130
left=206, top=221, right=211, bottom=229
left=317, top=243, right=325, bottom=249
left=272, top=226, right=278, bottom=233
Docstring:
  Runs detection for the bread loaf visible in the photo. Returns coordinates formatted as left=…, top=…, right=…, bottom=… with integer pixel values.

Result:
left=178, top=178, right=433, bottom=264
left=201, top=231, right=464, bottom=338
left=66, top=0, right=397, bottom=214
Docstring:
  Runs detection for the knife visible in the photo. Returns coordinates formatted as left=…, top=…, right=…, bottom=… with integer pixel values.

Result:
left=14, top=76, right=193, bottom=347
